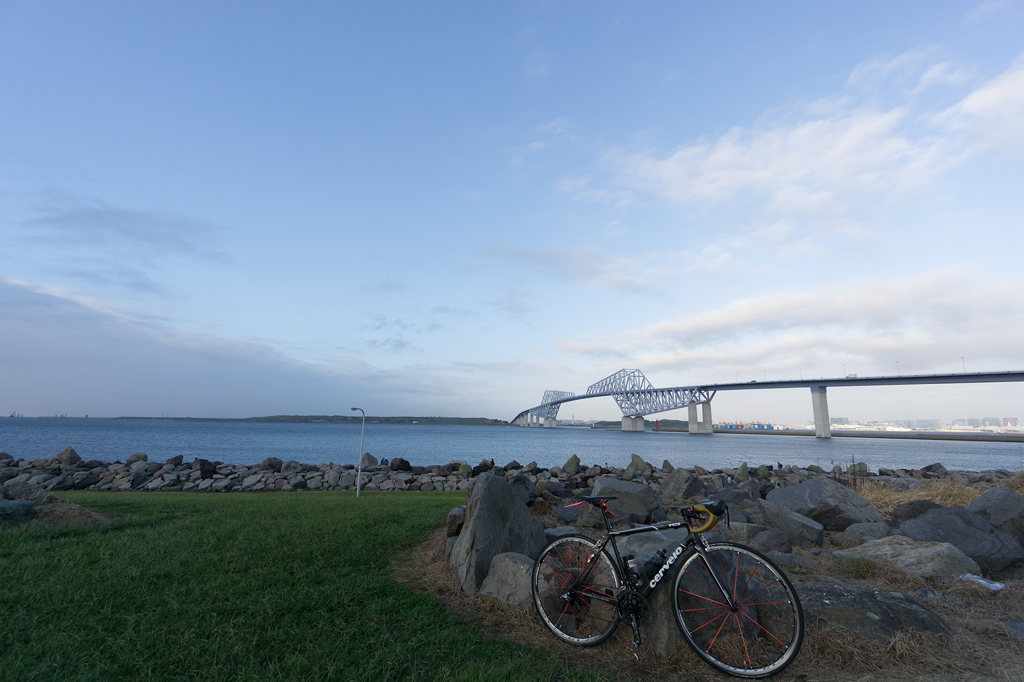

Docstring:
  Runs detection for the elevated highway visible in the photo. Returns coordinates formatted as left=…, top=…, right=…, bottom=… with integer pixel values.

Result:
left=512, top=369, right=1024, bottom=438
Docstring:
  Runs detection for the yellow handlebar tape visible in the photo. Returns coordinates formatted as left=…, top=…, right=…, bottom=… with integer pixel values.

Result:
left=689, top=504, right=719, bottom=534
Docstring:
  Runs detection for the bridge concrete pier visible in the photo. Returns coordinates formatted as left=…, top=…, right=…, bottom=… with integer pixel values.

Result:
left=621, top=416, right=646, bottom=432
left=543, top=418, right=557, bottom=428
left=688, top=402, right=713, bottom=434
left=811, top=386, right=831, bottom=439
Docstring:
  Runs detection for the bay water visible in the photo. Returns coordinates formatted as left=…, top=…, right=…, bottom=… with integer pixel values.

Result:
left=2, top=418, right=1022, bottom=473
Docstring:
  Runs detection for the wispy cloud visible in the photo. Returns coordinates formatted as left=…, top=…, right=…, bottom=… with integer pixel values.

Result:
left=481, top=242, right=664, bottom=293
left=557, top=268, right=1024, bottom=376
left=23, top=201, right=221, bottom=257
left=607, top=56, right=1024, bottom=215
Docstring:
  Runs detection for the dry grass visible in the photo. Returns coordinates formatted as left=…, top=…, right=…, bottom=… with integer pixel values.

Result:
left=859, top=480, right=984, bottom=520
left=858, top=471, right=1024, bottom=521
left=395, top=523, right=1024, bottom=682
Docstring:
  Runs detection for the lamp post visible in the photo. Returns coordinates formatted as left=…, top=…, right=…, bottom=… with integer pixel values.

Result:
left=351, top=407, right=365, bottom=497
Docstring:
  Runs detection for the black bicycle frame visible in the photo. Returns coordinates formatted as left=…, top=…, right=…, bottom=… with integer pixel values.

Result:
left=580, top=519, right=738, bottom=612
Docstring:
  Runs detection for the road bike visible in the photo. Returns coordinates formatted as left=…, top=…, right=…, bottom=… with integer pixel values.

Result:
left=531, top=496, right=804, bottom=678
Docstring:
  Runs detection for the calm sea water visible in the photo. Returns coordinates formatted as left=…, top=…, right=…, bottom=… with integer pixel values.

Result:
left=2, top=418, right=1023, bottom=473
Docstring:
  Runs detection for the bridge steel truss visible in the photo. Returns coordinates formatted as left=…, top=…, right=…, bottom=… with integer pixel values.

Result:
left=514, top=369, right=716, bottom=425
left=512, top=368, right=1024, bottom=438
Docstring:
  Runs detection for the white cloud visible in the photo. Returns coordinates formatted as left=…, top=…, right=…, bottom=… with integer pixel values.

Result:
left=604, top=55, right=1024, bottom=216
left=556, top=268, right=1024, bottom=378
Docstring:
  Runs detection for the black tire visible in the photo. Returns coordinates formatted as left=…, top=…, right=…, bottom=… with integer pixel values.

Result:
left=673, top=542, right=803, bottom=678
left=532, top=535, right=622, bottom=646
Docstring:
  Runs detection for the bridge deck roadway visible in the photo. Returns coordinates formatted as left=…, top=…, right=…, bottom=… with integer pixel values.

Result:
left=512, top=371, right=1024, bottom=434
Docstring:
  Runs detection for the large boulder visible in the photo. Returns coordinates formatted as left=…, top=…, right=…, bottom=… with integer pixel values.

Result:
left=389, top=457, right=412, bottom=472
left=898, top=506, right=1024, bottom=576
left=843, top=522, right=892, bottom=544
left=359, top=452, right=378, bottom=468
left=757, top=499, right=824, bottom=547
left=0, top=500, right=39, bottom=526
left=754, top=529, right=792, bottom=555
left=710, top=480, right=760, bottom=507
left=967, top=488, right=1024, bottom=546
left=766, top=477, right=885, bottom=531
left=658, top=468, right=706, bottom=505
left=477, top=552, right=535, bottom=611
left=446, top=506, right=466, bottom=537
left=449, top=472, right=546, bottom=596
left=591, top=477, right=661, bottom=524
left=280, top=460, right=303, bottom=475
left=260, top=457, right=283, bottom=472
left=126, top=452, right=148, bottom=465
left=890, top=499, right=941, bottom=527
left=562, top=455, right=581, bottom=477
left=832, top=535, right=981, bottom=578
left=57, top=447, right=81, bottom=466
left=508, top=475, right=540, bottom=505
left=795, top=584, right=948, bottom=645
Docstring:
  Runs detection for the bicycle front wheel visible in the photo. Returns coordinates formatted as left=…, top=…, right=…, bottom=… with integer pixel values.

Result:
left=532, top=535, right=622, bottom=646
left=673, top=542, right=803, bottom=678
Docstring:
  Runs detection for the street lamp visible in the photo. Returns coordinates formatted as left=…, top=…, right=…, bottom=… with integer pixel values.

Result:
left=351, top=407, right=365, bottom=497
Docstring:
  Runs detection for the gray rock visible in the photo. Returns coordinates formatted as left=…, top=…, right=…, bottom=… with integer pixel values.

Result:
left=0, top=499, right=39, bottom=525
left=165, top=455, right=184, bottom=466
left=591, top=477, right=661, bottom=524
left=795, top=583, right=948, bottom=644
left=340, top=473, right=356, bottom=488
left=967, top=488, right=1024, bottom=545
left=891, top=499, right=942, bottom=528
left=844, top=522, right=892, bottom=544
left=242, top=474, right=263, bottom=489
left=734, top=462, right=749, bottom=482
left=359, top=452, right=378, bottom=468
left=458, top=463, right=472, bottom=478
left=389, top=457, right=411, bottom=471
left=657, top=468, right=706, bottom=505
left=280, top=460, right=302, bottom=475
left=45, top=475, right=75, bottom=491
left=26, top=474, right=54, bottom=487
left=767, top=551, right=822, bottom=569
left=920, top=462, right=948, bottom=479
left=543, top=526, right=579, bottom=544
left=261, top=457, right=283, bottom=472
left=211, top=478, right=234, bottom=491
left=834, top=535, right=981, bottom=578
left=754, top=529, right=792, bottom=555
left=898, top=506, right=1024, bottom=576
left=477, top=552, right=535, bottom=611
left=307, top=476, right=323, bottom=490
left=326, top=470, right=340, bottom=487
left=757, top=499, right=824, bottom=547
left=556, top=503, right=584, bottom=524
left=562, top=454, right=581, bottom=477
left=508, top=474, right=540, bottom=505
left=542, top=479, right=569, bottom=498
left=57, top=447, right=81, bottom=466
left=766, top=477, right=885, bottom=531
left=662, top=460, right=674, bottom=472
left=722, top=522, right=769, bottom=543
left=449, top=472, right=546, bottom=596
left=446, top=506, right=466, bottom=537
left=126, top=452, right=148, bottom=465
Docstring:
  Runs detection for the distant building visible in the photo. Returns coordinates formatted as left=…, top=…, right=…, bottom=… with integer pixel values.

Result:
left=830, top=417, right=850, bottom=425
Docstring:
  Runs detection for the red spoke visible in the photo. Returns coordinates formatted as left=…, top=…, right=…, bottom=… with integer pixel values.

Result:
left=737, top=611, right=753, bottom=669
left=738, top=608, right=792, bottom=649
left=690, top=608, right=729, bottom=635
left=678, top=588, right=729, bottom=608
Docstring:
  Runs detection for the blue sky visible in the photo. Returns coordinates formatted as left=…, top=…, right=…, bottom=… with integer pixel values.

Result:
left=2, top=1, right=1023, bottom=423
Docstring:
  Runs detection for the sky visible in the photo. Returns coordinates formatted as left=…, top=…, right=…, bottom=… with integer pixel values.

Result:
left=2, top=1, right=1023, bottom=423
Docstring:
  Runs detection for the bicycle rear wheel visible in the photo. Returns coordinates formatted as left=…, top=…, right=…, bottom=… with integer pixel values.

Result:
left=673, top=542, right=803, bottom=678
left=532, top=535, right=622, bottom=646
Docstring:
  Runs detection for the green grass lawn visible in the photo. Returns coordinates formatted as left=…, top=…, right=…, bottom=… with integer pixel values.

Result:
left=0, top=492, right=622, bottom=682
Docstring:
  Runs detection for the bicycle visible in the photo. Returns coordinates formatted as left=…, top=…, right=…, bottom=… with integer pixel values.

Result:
left=531, top=495, right=804, bottom=679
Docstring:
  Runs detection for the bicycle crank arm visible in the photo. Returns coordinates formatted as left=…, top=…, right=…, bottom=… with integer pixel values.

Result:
left=629, top=614, right=642, bottom=648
